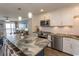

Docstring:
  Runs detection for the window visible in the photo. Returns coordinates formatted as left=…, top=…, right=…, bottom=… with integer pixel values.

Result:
left=18, top=20, right=27, bottom=30
left=5, top=22, right=15, bottom=36
left=19, top=23, right=26, bottom=30
left=5, top=23, right=11, bottom=28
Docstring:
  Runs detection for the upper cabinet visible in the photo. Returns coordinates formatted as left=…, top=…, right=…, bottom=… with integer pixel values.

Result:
left=40, top=11, right=62, bottom=26
left=61, top=9, right=73, bottom=26
left=50, top=11, right=62, bottom=26
left=39, top=8, right=74, bottom=27
left=40, top=13, right=50, bottom=27
left=40, top=13, right=50, bottom=20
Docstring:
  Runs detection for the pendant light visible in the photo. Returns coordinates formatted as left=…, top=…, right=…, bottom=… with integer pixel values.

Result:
left=18, top=16, right=22, bottom=21
left=18, top=8, right=22, bottom=21
left=28, top=12, right=32, bottom=18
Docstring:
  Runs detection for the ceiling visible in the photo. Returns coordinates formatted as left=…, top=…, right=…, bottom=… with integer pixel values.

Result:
left=0, top=3, right=78, bottom=21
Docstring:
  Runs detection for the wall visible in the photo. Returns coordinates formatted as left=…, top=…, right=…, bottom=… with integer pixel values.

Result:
left=0, top=20, right=5, bottom=36
left=27, top=19, right=33, bottom=34
left=32, top=5, right=79, bottom=35
left=32, top=15, right=40, bottom=32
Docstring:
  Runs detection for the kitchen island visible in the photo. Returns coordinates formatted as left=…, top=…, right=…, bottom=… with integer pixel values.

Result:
left=3, top=34, right=49, bottom=56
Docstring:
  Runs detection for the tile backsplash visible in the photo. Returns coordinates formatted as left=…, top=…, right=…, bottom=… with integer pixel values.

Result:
left=40, top=26, right=79, bottom=35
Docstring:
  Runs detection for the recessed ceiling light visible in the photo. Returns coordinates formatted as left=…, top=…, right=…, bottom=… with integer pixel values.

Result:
left=40, top=9, right=44, bottom=12
left=28, top=12, right=32, bottom=18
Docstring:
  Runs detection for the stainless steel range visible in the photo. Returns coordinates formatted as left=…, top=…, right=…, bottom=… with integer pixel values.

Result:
left=37, top=31, right=51, bottom=39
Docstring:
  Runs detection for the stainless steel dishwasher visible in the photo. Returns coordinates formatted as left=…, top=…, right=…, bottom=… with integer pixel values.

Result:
left=51, top=35, right=63, bottom=51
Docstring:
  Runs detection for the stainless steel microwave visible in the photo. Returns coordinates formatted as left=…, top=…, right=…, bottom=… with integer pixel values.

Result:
left=40, top=20, right=50, bottom=27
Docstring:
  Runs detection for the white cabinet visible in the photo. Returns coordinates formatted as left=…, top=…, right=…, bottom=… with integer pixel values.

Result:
left=40, top=8, right=73, bottom=26
left=50, top=16, right=62, bottom=26
left=71, top=39, right=79, bottom=56
left=61, top=11, right=73, bottom=26
left=49, top=8, right=73, bottom=26
left=40, top=13, right=50, bottom=20
left=63, top=37, right=79, bottom=56
left=50, top=11, right=62, bottom=26
left=63, top=37, right=72, bottom=54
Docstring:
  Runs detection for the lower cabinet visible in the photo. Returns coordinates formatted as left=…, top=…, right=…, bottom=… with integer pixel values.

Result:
left=63, top=37, right=79, bottom=56
left=63, top=38, right=72, bottom=55
left=71, top=39, right=79, bottom=56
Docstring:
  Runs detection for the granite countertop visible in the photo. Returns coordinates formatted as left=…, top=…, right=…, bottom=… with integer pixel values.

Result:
left=34, top=31, right=79, bottom=40
left=51, top=33, right=79, bottom=40
left=5, top=34, right=49, bottom=56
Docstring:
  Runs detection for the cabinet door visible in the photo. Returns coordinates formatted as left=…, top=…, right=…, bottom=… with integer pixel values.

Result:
left=63, top=38, right=72, bottom=54
left=71, top=39, right=79, bottom=56
left=62, top=14, right=73, bottom=26
left=50, top=11, right=62, bottom=26
left=61, top=9, right=73, bottom=26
